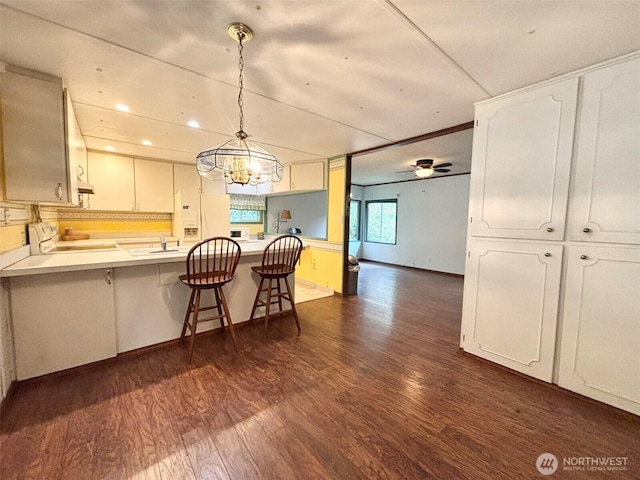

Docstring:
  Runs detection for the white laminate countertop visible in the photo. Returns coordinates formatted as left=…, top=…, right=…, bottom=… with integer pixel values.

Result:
left=0, top=239, right=272, bottom=277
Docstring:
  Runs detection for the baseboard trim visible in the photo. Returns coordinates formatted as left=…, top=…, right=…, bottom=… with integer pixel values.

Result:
left=359, top=259, right=464, bottom=278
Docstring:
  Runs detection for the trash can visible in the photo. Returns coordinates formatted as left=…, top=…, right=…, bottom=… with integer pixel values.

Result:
left=347, top=255, right=360, bottom=295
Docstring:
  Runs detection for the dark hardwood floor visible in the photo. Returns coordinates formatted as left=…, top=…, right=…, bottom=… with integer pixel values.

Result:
left=1, top=261, right=638, bottom=479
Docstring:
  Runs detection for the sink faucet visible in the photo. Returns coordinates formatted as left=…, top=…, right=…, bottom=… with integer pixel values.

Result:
left=160, top=236, right=167, bottom=251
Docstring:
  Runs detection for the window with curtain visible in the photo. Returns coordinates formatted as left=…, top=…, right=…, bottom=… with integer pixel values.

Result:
left=365, top=199, right=397, bottom=244
left=229, top=194, right=265, bottom=224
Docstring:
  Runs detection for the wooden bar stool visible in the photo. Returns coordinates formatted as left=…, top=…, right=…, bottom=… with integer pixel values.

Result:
left=249, top=235, right=303, bottom=340
left=179, top=237, right=241, bottom=361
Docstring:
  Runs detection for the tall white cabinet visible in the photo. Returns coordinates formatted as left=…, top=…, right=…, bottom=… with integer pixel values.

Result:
left=461, top=53, right=640, bottom=415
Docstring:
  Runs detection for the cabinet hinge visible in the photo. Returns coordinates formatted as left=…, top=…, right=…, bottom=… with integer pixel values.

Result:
left=467, top=251, right=470, bottom=258
left=470, top=216, right=472, bottom=223
left=462, top=334, right=465, bottom=342
left=475, top=120, right=478, bottom=127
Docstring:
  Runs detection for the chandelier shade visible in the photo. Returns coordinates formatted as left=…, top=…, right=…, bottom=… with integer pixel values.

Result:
left=196, top=135, right=283, bottom=185
left=196, top=22, right=283, bottom=186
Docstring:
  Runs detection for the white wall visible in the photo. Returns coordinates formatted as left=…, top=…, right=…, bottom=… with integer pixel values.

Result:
left=266, top=191, right=328, bottom=238
left=360, top=175, right=470, bottom=275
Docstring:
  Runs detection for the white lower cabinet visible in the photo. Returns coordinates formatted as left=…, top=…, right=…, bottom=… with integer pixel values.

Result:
left=558, top=245, right=640, bottom=415
left=114, top=263, right=191, bottom=353
left=10, top=269, right=117, bottom=380
left=461, top=239, right=563, bottom=382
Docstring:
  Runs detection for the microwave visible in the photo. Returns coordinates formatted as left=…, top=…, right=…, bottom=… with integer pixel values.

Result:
left=230, top=227, right=250, bottom=241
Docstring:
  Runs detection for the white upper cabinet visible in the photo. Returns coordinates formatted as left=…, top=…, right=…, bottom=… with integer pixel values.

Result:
left=468, top=78, right=579, bottom=240
left=174, top=163, right=225, bottom=195
left=271, top=165, right=291, bottom=194
left=87, top=153, right=173, bottom=212
left=1, top=68, right=69, bottom=203
left=568, top=57, right=640, bottom=244
left=558, top=245, right=640, bottom=415
left=173, top=163, right=201, bottom=194
left=461, top=239, right=563, bottom=382
left=134, top=159, right=173, bottom=212
left=87, top=152, right=135, bottom=211
left=291, top=162, right=326, bottom=192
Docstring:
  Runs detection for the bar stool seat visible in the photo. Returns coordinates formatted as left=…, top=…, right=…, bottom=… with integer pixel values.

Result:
left=249, top=235, right=303, bottom=340
left=179, top=237, right=241, bottom=361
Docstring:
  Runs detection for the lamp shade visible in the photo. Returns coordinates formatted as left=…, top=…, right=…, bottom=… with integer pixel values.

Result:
left=280, top=209, right=292, bottom=220
left=415, top=168, right=434, bottom=178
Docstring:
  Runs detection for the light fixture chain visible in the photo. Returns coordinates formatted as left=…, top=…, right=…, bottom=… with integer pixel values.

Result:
left=237, top=34, right=244, bottom=133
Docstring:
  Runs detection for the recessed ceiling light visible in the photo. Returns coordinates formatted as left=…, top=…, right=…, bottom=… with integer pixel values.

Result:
left=142, top=140, right=152, bottom=146
left=188, top=120, right=200, bottom=128
left=105, top=145, right=116, bottom=152
left=115, top=104, right=130, bottom=112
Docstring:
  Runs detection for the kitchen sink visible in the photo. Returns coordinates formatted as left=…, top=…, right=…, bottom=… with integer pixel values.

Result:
left=128, top=246, right=193, bottom=256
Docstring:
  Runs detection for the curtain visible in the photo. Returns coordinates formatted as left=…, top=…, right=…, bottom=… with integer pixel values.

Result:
left=229, top=194, right=266, bottom=211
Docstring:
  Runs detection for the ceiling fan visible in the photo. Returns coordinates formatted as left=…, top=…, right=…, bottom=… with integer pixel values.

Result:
left=396, top=159, right=453, bottom=178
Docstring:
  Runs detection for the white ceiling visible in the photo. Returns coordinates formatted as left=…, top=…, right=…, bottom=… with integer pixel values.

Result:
left=1, top=1, right=638, bottom=185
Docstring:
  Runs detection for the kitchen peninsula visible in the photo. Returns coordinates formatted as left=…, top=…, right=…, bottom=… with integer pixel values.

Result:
left=0, top=239, right=285, bottom=380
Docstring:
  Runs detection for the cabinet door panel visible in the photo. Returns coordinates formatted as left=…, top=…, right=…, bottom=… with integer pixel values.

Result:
left=469, top=78, right=578, bottom=240
left=88, top=152, right=135, bottom=211
left=569, top=57, right=640, bottom=244
left=461, top=240, right=563, bottom=382
left=291, top=162, right=325, bottom=191
left=558, top=246, right=640, bottom=415
left=174, top=163, right=201, bottom=194
left=1, top=71, right=68, bottom=203
left=271, top=165, right=291, bottom=193
left=11, top=270, right=117, bottom=380
left=134, top=159, right=174, bottom=212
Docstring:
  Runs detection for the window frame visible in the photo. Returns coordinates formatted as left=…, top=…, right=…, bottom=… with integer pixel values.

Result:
left=364, top=199, right=398, bottom=245
left=230, top=209, right=264, bottom=225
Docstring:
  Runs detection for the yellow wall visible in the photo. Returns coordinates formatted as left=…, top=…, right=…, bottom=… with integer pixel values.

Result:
left=295, top=158, right=346, bottom=293
left=298, top=247, right=343, bottom=293
left=327, top=164, right=346, bottom=243
left=57, top=219, right=171, bottom=236
left=0, top=224, right=26, bottom=252
left=233, top=223, right=264, bottom=235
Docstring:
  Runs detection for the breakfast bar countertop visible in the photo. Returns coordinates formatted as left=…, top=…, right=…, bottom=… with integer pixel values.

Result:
left=0, top=240, right=273, bottom=277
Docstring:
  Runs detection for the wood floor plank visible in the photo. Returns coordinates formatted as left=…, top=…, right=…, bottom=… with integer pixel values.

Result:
left=2, top=261, right=639, bottom=479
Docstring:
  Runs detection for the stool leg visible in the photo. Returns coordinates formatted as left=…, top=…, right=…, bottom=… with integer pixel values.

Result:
left=214, top=288, right=225, bottom=329
left=181, top=289, right=196, bottom=342
left=249, top=277, right=265, bottom=322
left=284, top=276, right=301, bottom=334
left=276, top=278, right=283, bottom=312
left=188, top=289, right=202, bottom=362
left=217, top=287, right=238, bottom=351
left=264, top=278, right=273, bottom=341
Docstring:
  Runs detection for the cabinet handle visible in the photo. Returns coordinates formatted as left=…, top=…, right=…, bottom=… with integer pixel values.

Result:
left=580, top=255, right=588, bottom=260
left=132, top=202, right=136, bottom=211
left=56, top=183, right=63, bottom=201
left=136, top=203, right=140, bottom=211
left=544, top=252, right=551, bottom=257
left=106, top=269, right=112, bottom=285
left=546, top=227, right=554, bottom=232
left=583, top=227, right=591, bottom=233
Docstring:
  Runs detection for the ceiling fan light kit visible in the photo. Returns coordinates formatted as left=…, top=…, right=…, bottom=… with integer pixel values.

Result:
left=196, top=23, right=283, bottom=186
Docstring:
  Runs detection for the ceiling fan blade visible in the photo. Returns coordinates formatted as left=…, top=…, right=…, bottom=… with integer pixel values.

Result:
left=394, top=170, right=414, bottom=174
left=434, top=168, right=451, bottom=173
left=435, top=162, right=452, bottom=168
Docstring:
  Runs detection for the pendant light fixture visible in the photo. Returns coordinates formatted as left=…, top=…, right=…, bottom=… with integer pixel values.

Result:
left=196, top=23, right=283, bottom=186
